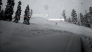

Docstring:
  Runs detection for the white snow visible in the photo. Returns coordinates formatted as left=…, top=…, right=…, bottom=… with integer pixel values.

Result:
left=0, top=17, right=92, bottom=52
left=1, top=0, right=92, bottom=52
left=0, top=20, right=81, bottom=52
left=28, top=17, right=92, bottom=37
left=12, top=16, right=92, bottom=37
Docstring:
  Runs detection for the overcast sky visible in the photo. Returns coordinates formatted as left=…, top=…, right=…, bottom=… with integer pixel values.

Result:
left=2, top=0, right=92, bottom=19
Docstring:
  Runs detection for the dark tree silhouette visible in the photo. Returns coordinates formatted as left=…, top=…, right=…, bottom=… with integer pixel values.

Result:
left=0, top=0, right=2, bottom=11
left=80, top=13, right=84, bottom=25
left=62, top=10, right=66, bottom=21
left=0, top=0, right=2, bottom=20
left=4, top=0, right=15, bottom=21
left=30, top=9, right=33, bottom=18
left=83, top=7, right=92, bottom=27
left=0, top=9, right=5, bottom=20
left=13, top=1, right=22, bottom=23
left=83, top=13, right=88, bottom=27
left=68, top=17, right=71, bottom=22
left=23, top=5, right=31, bottom=25
left=71, top=9, right=77, bottom=24
left=87, top=7, right=92, bottom=28
left=89, top=7, right=92, bottom=13
left=89, top=7, right=92, bottom=28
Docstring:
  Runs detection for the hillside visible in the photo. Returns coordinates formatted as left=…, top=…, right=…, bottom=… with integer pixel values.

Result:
left=0, top=19, right=92, bottom=52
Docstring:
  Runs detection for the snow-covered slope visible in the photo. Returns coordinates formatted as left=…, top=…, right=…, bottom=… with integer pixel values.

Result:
left=0, top=20, right=92, bottom=52
left=13, top=16, right=92, bottom=37
left=0, top=21, right=81, bottom=52
left=27, top=17, right=92, bottom=37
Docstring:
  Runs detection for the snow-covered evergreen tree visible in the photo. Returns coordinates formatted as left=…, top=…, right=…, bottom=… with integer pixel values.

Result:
left=0, top=0, right=2, bottom=20
left=80, top=13, right=84, bottom=25
left=30, top=9, right=33, bottom=18
left=13, top=1, right=22, bottom=23
left=68, top=17, right=71, bottom=22
left=87, top=7, right=92, bottom=28
left=62, top=10, right=66, bottom=21
left=0, top=9, right=4, bottom=20
left=83, top=7, right=92, bottom=27
left=0, top=0, right=2, bottom=11
left=71, top=9, right=77, bottom=24
left=89, top=7, right=92, bottom=28
left=83, top=13, right=88, bottom=27
left=4, top=0, right=15, bottom=21
left=23, top=5, right=31, bottom=25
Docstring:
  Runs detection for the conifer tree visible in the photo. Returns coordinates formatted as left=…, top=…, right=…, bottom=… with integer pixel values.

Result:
left=77, top=16, right=80, bottom=25
left=4, top=0, right=15, bottom=21
left=13, top=1, right=22, bottom=23
left=83, top=13, right=88, bottom=27
left=0, top=0, right=4, bottom=20
left=62, top=10, right=66, bottom=21
left=0, top=9, right=4, bottom=20
left=0, top=0, right=2, bottom=11
left=23, top=5, right=31, bottom=25
left=68, top=17, right=71, bottom=22
left=0, top=0, right=2, bottom=20
left=71, top=9, right=77, bottom=24
left=83, top=7, right=92, bottom=27
left=87, top=7, right=92, bottom=27
left=89, top=7, right=92, bottom=28
left=30, top=9, right=33, bottom=18
left=80, top=13, right=84, bottom=25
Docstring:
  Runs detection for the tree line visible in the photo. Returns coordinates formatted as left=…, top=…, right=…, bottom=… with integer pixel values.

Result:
left=0, top=0, right=92, bottom=28
left=0, top=0, right=33, bottom=25
left=62, top=7, right=92, bottom=29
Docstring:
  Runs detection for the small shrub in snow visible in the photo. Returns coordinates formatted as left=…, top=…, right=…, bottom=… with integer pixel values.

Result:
left=55, top=23, right=57, bottom=25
